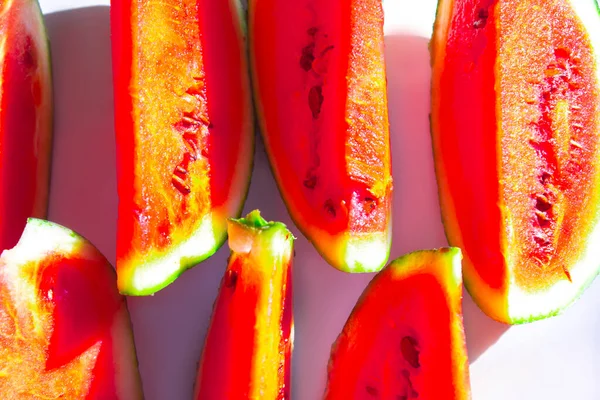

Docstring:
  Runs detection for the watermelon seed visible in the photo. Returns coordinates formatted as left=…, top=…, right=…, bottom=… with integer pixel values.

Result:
left=185, top=84, right=204, bottom=96
left=307, top=27, right=318, bottom=36
left=540, top=172, right=552, bottom=184
left=300, top=44, right=315, bottom=72
left=303, top=173, right=317, bottom=189
left=183, top=134, right=200, bottom=160
left=535, top=194, right=551, bottom=212
left=182, top=115, right=200, bottom=126
left=401, top=336, right=420, bottom=368
left=309, top=86, right=324, bottom=119
left=473, top=8, right=488, bottom=29
left=324, top=199, right=336, bottom=217
left=172, top=175, right=191, bottom=195
left=225, top=269, right=238, bottom=289
left=365, top=385, right=379, bottom=396
left=175, top=165, right=188, bottom=176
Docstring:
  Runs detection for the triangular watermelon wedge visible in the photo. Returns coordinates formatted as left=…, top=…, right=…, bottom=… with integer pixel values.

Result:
left=325, top=248, right=471, bottom=399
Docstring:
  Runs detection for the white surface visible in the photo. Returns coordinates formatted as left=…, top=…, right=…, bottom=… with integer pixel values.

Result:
left=38, top=0, right=600, bottom=399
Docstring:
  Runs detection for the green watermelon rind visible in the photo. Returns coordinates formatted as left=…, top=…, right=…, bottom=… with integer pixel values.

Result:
left=1, top=218, right=144, bottom=399
left=117, top=0, right=254, bottom=296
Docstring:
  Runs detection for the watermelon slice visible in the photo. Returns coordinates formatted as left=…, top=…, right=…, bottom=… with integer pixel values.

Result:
left=0, top=219, right=142, bottom=399
left=431, top=0, right=600, bottom=323
left=195, top=211, right=293, bottom=399
left=325, top=248, right=470, bottom=400
left=0, top=0, right=53, bottom=252
left=249, top=0, right=393, bottom=273
left=111, top=0, right=254, bottom=295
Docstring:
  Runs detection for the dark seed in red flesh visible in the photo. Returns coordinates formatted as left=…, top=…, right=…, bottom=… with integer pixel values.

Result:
left=401, top=336, right=420, bottom=368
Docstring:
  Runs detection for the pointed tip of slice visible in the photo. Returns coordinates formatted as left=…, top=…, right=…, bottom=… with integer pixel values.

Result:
left=340, top=231, right=391, bottom=273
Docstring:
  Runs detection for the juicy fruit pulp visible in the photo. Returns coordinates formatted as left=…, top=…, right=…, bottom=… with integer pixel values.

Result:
left=325, top=249, right=470, bottom=400
left=0, top=219, right=142, bottom=399
left=249, top=0, right=393, bottom=273
left=111, top=0, right=254, bottom=295
left=0, top=0, right=53, bottom=252
left=195, top=211, right=293, bottom=399
left=431, top=0, right=600, bottom=323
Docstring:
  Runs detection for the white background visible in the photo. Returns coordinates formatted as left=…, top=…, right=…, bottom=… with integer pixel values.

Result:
left=38, top=0, right=600, bottom=399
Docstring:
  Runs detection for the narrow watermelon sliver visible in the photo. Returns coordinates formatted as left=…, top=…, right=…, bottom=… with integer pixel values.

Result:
left=111, top=0, right=253, bottom=295
left=195, top=211, right=294, bottom=399
left=0, top=0, right=53, bottom=252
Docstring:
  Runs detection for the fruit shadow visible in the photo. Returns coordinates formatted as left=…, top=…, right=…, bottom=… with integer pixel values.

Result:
left=384, top=34, right=510, bottom=362
left=43, top=6, right=508, bottom=400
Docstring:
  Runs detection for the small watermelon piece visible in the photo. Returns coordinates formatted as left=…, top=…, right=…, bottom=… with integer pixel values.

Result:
left=0, top=219, right=142, bottom=399
left=111, top=0, right=254, bottom=295
left=195, top=210, right=293, bottom=399
left=431, top=0, right=600, bottom=323
left=249, top=0, right=393, bottom=273
left=0, top=0, right=53, bottom=252
left=325, top=248, right=470, bottom=400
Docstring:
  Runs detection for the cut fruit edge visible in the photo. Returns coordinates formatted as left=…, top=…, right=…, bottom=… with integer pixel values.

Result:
left=325, top=247, right=470, bottom=399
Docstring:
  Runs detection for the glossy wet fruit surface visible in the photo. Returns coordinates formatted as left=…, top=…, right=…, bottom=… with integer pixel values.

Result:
left=0, top=0, right=53, bottom=252
left=195, top=211, right=293, bottom=399
left=250, top=0, right=393, bottom=273
left=111, top=0, right=253, bottom=295
left=431, top=0, right=600, bottom=323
